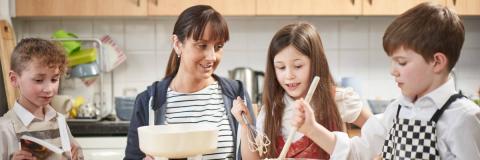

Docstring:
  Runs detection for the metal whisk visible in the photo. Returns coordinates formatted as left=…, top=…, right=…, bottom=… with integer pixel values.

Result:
left=241, top=112, right=271, bottom=156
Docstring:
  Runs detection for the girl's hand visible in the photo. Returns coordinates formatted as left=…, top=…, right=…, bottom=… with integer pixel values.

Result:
left=231, top=96, right=252, bottom=125
left=11, top=150, right=36, bottom=160
left=293, top=98, right=317, bottom=135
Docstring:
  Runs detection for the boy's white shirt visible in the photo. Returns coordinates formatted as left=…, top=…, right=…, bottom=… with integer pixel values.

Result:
left=330, top=78, right=480, bottom=160
left=0, top=102, right=77, bottom=159
left=12, top=102, right=57, bottom=126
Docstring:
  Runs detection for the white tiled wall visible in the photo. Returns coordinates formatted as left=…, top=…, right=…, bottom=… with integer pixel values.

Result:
left=12, top=16, right=480, bottom=100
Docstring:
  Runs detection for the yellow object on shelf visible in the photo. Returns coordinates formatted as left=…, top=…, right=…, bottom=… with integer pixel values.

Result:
left=69, top=96, right=86, bottom=118
left=68, top=48, right=97, bottom=67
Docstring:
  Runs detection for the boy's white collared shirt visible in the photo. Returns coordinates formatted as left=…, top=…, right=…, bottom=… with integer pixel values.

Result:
left=330, top=78, right=480, bottom=160
left=12, top=102, right=58, bottom=126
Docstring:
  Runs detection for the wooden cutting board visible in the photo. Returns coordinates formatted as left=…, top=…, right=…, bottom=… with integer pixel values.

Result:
left=0, top=20, right=18, bottom=109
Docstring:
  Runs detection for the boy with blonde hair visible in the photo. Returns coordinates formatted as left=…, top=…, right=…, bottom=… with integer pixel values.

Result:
left=0, top=38, right=83, bottom=160
left=292, top=2, right=480, bottom=159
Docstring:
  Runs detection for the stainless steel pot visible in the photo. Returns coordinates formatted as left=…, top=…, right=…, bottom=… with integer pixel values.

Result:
left=229, top=67, right=264, bottom=104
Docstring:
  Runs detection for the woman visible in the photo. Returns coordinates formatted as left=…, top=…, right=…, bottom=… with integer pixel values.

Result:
left=124, top=5, right=255, bottom=160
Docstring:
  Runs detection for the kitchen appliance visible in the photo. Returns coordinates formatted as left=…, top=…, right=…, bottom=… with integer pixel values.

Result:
left=229, top=67, right=264, bottom=104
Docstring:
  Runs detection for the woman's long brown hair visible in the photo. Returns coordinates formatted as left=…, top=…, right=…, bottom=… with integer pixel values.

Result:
left=164, top=5, right=229, bottom=78
left=262, top=22, right=343, bottom=158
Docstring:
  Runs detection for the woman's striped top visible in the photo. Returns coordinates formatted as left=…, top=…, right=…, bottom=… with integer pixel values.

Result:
left=166, top=81, right=234, bottom=159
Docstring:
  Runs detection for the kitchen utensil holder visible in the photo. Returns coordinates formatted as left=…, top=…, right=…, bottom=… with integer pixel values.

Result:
left=51, top=38, right=113, bottom=121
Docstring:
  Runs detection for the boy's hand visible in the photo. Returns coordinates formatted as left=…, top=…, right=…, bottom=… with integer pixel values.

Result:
left=293, top=99, right=317, bottom=135
left=231, top=96, right=252, bottom=126
left=71, top=143, right=84, bottom=160
left=11, top=150, right=37, bottom=160
left=143, top=155, right=154, bottom=160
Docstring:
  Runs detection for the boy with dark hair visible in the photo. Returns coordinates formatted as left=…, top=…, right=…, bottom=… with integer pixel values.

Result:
left=292, top=2, right=480, bottom=159
left=0, top=38, right=83, bottom=160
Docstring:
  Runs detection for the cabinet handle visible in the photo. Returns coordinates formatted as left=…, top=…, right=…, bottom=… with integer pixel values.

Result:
left=137, top=0, right=141, bottom=7
left=351, top=0, right=355, bottom=5
left=155, top=0, right=159, bottom=6
left=369, top=0, right=372, bottom=5
left=453, top=0, right=457, bottom=6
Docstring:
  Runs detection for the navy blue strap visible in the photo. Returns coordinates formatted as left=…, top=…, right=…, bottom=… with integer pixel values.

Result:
left=395, top=104, right=402, bottom=120
left=430, top=93, right=465, bottom=122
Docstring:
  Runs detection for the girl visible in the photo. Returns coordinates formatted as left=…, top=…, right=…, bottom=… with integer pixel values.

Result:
left=124, top=5, right=255, bottom=160
left=232, top=22, right=372, bottom=159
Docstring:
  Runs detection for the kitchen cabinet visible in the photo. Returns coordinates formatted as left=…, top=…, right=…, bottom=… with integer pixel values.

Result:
left=16, top=0, right=96, bottom=16
left=147, top=0, right=255, bottom=16
left=256, top=0, right=362, bottom=16
left=362, top=0, right=446, bottom=15
left=94, top=0, right=147, bottom=16
left=15, top=0, right=147, bottom=17
left=447, top=0, right=480, bottom=15
left=14, top=0, right=480, bottom=17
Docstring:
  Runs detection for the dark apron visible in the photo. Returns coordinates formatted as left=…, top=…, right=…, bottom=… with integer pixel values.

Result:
left=382, top=93, right=464, bottom=160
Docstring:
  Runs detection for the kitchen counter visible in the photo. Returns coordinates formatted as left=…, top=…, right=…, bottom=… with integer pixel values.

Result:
left=68, top=121, right=130, bottom=137
left=77, top=137, right=127, bottom=160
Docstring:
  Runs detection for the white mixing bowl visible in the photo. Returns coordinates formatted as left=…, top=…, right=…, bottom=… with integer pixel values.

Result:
left=138, top=123, right=218, bottom=158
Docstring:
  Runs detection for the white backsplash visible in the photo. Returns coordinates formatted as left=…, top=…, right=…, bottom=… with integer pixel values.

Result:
left=12, top=16, right=480, bottom=100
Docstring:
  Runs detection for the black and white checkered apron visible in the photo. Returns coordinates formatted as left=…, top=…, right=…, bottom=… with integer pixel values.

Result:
left=382, top=93, right=464, bottom=160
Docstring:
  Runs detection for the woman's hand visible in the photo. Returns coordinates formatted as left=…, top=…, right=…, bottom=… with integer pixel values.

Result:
left=11, top=150, right=36, bottom=160
left=231, top=96, right=252, bottom=125
left=293, top=98, right=317, bottom=135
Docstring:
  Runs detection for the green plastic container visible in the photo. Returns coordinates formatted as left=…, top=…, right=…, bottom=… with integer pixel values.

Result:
left=68, top=48, right=97, bottom=67
left=52, top=30, right=81, bottom=55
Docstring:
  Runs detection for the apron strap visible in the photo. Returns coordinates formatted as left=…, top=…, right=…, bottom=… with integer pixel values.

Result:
left=430, top=93, right=465, bottom=122
left=395, top=104, right=402, bottom=119
left=57, top=114, right=73, bottom=160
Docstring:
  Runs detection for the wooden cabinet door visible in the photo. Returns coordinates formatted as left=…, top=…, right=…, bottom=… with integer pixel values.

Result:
left=15, top=0, right=147, bottom=17
left=256, top=0, right=362, bottom=16
left=95, top=0, right=147, bottom=16
left=148, top=0, right=256, bottom=16
left=16, top=0, right=96, bottom=16
left=447, top=0, right=480, bottom=15
left=363, top=0, right=446, bottom=15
